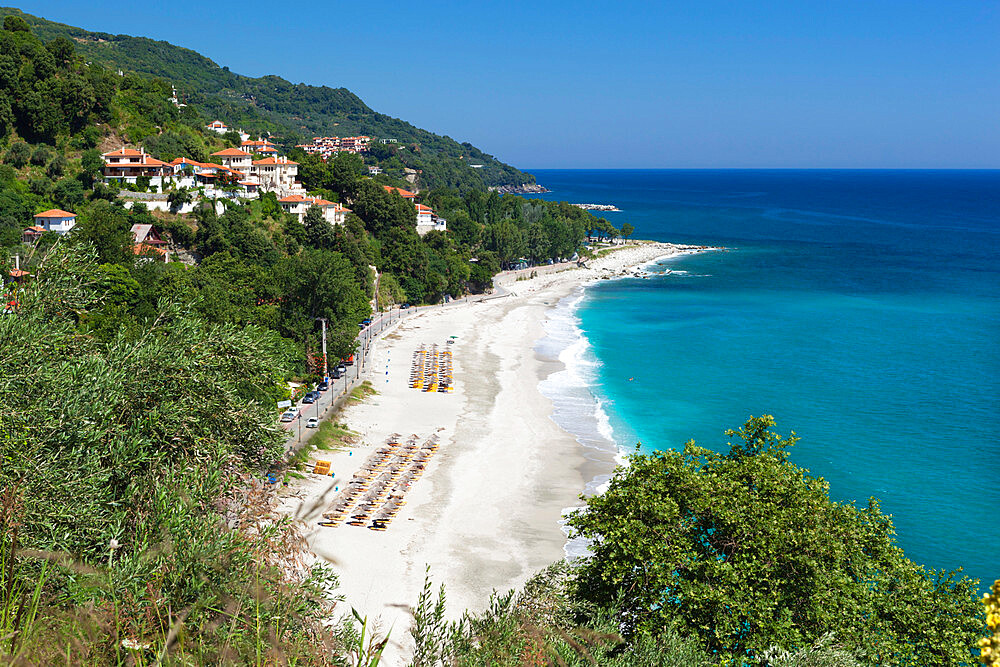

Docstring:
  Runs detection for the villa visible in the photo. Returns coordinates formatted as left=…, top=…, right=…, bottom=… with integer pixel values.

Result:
left=102, top=148, right=169, bottom=185
left=210, top=148, right=254, bottom=175
left=278, top=195, right=351, bottom=225
left=32, top=209, right=77, bottom=235
left=253, top=156, right=304, bottom=195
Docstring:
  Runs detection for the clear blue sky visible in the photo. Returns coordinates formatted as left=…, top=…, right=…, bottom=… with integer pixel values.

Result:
left=16, top=0, right=1000, bottom=169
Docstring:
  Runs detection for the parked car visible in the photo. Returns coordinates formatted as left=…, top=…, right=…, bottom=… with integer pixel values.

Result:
left=280, top=412, right=296, bottom=423
left=331, top=369, right=343, bottom=379
left=401, top=303, right=410, bottom=309
left=363, top=318, right=372, bottom=326
left=302, top=395, right=315, bottom=404
left=287, top=406, right=300, bottom=414
left=337, top=364, right=347, bottom=375
left=306, top=418, right=319, bottom=428
left=317, top=382, right=329, bottom=392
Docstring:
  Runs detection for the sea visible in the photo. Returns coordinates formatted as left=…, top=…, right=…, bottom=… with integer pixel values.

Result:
left=527, top=169, right=999, bottom=592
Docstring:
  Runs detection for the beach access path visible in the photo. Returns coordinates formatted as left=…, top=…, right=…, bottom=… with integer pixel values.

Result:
left=279, top=241, right=700, bottom=663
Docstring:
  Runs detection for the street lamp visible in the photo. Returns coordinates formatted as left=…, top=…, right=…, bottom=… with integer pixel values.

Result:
left=314, top=317, right=328, bottom=381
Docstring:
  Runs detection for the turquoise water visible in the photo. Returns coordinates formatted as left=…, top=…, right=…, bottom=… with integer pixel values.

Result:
left=529, top=170, right=999, bottom=590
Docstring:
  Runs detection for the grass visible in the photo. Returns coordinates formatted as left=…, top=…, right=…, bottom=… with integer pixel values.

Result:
left=347, top=380, right=377, bottom=405
left=286, top=420, right=361, bottom=474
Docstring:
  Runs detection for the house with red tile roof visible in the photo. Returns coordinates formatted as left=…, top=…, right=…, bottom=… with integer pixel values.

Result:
left=414, top=204, right=447, bottom=235
left=383, top=185, right=417, bottom=200
left=252, top=156, right=304, bottom=195
left=278, top=195, right=351, bottom=225
left=207, top=120, right=229, bottom=134
left=102, top=147, right=169, bottom=186
left=130, top=224, right=170, bottom=262
left=33, top=209, right=77, bottom=235
left=241, top=139, right=278, bottom=155
left=21, top=225, right=45, bottom=244
left=210, top=147, right=253, bottom=174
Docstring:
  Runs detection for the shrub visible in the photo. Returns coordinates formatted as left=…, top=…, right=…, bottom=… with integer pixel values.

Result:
left=30, top=144, right=52, bottom=166
left=5, top=141, right=29, bottom=167
left=46, top=154, right=66, bottom=178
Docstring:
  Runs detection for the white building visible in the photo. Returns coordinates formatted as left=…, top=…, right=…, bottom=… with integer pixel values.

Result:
left=253, top=156, right=303, bottom=194
left=33, top=209, right=77, bottom=235
left=102, top=148, right=169, bottom=187
left=414, top=204, right=447, bottom=235
left=278, top=195, right=351, bottom=225
left=207, top=120, right=229, bottom=134
left=241, top=139, right=278, bottom=156
left=210, top=148, right=253, bottom=175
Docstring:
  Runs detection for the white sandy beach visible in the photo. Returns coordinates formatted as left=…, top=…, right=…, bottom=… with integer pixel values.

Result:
left=282, top=242, right=701, bottom=663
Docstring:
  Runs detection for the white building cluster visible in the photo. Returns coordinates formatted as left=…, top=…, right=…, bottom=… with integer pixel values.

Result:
left=295, top=136, right=371, bottom=160
left=102, top=146, right=306, bottom=200
left=99, top=126, right=445, bottom=235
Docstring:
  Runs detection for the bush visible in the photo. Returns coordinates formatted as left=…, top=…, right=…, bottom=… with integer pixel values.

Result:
left=46, top=154, right=66, bottom=178
left=30, top=144, right=52, bottom=166
left=5, top=141, right=29, bottom=167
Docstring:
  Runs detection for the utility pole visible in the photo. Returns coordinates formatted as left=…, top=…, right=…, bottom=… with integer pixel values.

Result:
left=315, top=317, right=328, bottom=379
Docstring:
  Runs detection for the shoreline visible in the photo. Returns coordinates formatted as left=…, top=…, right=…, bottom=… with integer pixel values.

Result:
left=279, top=241, right=705, bottom=663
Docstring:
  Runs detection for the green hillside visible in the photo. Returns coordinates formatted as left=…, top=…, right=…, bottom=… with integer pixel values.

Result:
left=0, top=6, right=535, bottom=191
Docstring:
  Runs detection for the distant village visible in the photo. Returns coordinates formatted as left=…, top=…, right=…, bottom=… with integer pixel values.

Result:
left=20, top=121, right=447, bottom=264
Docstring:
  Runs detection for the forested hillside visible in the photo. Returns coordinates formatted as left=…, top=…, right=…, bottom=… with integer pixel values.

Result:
left=0, top=7, right=534, bottom=191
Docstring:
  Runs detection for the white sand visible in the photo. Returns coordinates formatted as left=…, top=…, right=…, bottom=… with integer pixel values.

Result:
left=284, top=242, right=702, bottom=663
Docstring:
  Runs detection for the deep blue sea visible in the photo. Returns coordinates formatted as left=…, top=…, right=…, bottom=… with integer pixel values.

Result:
left=528, top=170, right=999, bottom=591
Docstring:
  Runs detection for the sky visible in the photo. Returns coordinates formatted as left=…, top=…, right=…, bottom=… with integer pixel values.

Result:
left=15, top=0, right=1000, bottom=169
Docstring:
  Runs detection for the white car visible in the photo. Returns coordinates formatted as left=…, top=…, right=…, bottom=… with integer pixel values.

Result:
left=306, top=418, right=319, bottom=428
left=279, top=412, right=296, bottom=423
left=287, top=406, right=300, bottom=414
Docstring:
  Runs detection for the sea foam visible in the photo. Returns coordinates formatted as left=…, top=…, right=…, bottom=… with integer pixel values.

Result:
left=536, top=287, right=628, bottom=560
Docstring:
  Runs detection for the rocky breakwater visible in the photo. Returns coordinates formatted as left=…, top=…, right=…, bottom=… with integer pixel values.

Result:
left=489, top=183, right=551, bottom=194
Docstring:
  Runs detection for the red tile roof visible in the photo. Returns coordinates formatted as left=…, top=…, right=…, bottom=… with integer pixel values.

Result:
left=383, top=186, right=416, bottom=198
left=103, top=148, right=144, bottom=157
left=211, top=148, right=251, bottom=157
left=34, top=209, right=77, bottom=218
left=415, top=204, right=434, bottom=213
left=8, top=269, right=29, bottom=278
left=253, top=157, right=298, bottom=166
left=133, top=243, right=166, bottom=256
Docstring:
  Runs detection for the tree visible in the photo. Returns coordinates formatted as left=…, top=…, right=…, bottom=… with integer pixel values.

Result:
left=52, top=177, right=85, bottom=211
left=2, top=15, right=29, bottom=32
left=303, top=206, right=335, bottom=249
left=46, top=154, right=66, bottom=178
left=167, top=187, right=191, bottom=212
left=72, top=199, right=135, bottom=265
left=620, top=222, right=635, bottom=241
left=80, top=148, right=104, bottom=185
left=4, top=140, right=29, bottom=167
left=30, top=144, right=53, bottom=166
left=568, top=416, right=981, bottom=665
